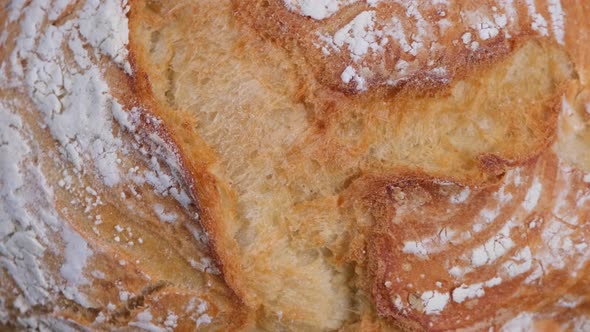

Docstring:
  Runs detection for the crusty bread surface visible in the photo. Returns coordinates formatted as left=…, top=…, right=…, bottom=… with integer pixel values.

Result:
left=0, top=1, right=246, bottom=330
left=128, top=0, right=590, bottom=330
left=2, top=0, right=590, bottom=331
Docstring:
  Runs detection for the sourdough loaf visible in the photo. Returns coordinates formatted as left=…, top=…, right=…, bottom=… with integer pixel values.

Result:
left=2, top=0, right=590, bottom=331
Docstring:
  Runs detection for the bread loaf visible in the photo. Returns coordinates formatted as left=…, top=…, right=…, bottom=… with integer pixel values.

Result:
left=1, top=0, right=590, bottom=331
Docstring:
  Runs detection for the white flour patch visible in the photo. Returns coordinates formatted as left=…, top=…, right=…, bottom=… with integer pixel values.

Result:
left=421, top=290, right=449, bottom=315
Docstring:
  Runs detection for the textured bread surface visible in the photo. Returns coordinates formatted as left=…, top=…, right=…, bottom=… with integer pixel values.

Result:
left=2, top=0, right=590, bottom=331
left=127, top=0, right=590, bottom=330
left=0, top=0, right=245, bottom=330
left=366, top=151, right=590, bottom=330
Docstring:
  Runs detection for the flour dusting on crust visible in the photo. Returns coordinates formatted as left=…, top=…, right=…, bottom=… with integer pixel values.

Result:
left=285, top=0, right=568, bottom=91
left=0, top=0, right=217, bottom=329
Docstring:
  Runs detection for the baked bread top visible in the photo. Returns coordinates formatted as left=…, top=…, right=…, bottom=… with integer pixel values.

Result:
left=2, top=0, right=590, bottom=331
left=0, top=1, right=244, bottom=330
left=128, top=0, right=590, bottom=330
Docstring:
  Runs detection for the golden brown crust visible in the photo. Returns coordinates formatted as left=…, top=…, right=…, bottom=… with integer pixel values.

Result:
left=126, top=0, right=590, bottom=330
left=3, top=0, right=586, bottom=330
left=232, top=0, right=579, bottom=184
left=233, top=0, right=565, bottom=95
left=127, top=3, right=251, bottom=312
left=361, top=152, right=590, bottom=330
left=0, top=1, right=249, bottom=330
